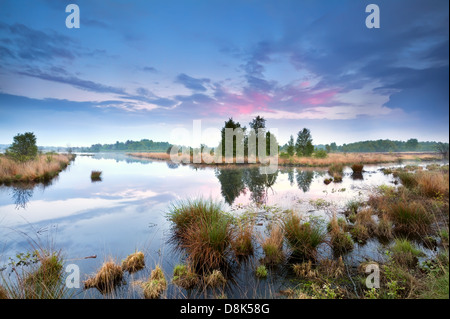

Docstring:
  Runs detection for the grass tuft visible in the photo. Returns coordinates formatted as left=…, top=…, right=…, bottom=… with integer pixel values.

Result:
left=121, top=251, right=145, bottom=273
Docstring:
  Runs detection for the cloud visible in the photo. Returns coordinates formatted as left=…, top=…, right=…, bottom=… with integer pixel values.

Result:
left=175, top=73, right=210, bottom=92
left=18, top=68, right=127, bottom=95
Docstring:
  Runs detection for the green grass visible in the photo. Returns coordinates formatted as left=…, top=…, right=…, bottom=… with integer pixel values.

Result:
left=388, top=202, right=432, bottom=234
left=167, top=198, right=233, bottom=270
left=255, top=265, right=268, bottom=278
left=390, top=238, right=425, bottom=267
left=283, top=213, right=326, bottom=259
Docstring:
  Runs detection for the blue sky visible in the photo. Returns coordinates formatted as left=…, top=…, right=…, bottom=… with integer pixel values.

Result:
left=0, top=0, right=448, bottom=147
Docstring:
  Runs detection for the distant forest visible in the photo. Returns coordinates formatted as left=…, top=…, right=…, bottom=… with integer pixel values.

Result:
left=72, top=138, right=448, bottom=153
left=304, top=139, right=446, bottom=153
left=75, top=139, right=172, bottom=153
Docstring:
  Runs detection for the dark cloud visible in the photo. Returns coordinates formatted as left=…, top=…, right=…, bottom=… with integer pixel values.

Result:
left=175, top=73, right=210, bottom=92
left=141, top=66, right=158, bottom=73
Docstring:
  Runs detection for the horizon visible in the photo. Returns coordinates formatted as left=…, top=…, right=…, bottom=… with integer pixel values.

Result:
left=1, top=0, right=449, bottom=147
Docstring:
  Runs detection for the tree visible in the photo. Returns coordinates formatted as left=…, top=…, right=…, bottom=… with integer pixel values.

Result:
left=405, top=138, right=419, bottom=151
left=6, top=132, right=38, bottom=162
left=436, top=142, right=449, bottom=159
left=287, top=135, right=295, bottom=156
left=265, top=131, right=279, bottom=156
left=295, top=128, right=314, bottom=157
left=249, top=116, right=266, bottom=132
left=330, top=142, right=337, bottom=152
left=248, top=116, right=266, bottom=157
left=325, top=144, right=331, bottom=153
left=220, top=118, right=246, bottom=158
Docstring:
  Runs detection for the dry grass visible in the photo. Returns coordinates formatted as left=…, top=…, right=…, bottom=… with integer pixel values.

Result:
left=129, top=152, right=440, bottom=167
left=292, top=260, right=318, bottom=279
left=0, top=285, right=8, bottom=299
left=328, top=216, right=354, bottom=254
left=205, top=269, right=227, bottom=288
left=90, top=170, right=102, bottom=182
left=231, top=222, right=254, bottom=257
left=0, top=153, right=74, bottom=184
left=142, top=265, right=167, bottom=299
left=84, top=259, right=124, bottom=293
left=121, top=251, right=145, bottom=273
left=415, top=171, right=449, bottom=198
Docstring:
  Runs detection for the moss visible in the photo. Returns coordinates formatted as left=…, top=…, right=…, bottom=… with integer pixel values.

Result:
left=142, top=265, right=167, bottom=299
left=172, top=264, right=199, bottom=289
left=255, top=265, right=268, bottom=278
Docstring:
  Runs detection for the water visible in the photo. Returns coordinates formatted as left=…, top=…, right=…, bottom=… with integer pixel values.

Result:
left=0, top=153, right=445, bottom=298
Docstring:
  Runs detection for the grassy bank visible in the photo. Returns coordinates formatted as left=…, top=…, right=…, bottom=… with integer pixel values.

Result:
left=129, top=152, right=441, bottom=167
left=0, top=153, right=75, bottom=185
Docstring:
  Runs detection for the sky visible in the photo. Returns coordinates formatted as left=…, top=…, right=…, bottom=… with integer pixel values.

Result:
left=0, top=0, right=448, bottom=147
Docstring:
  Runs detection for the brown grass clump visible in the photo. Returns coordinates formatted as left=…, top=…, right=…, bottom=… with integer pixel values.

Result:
left=122, top=251, right=145, bottom=273
left=351, top=163, right=364, bottom=174
left=0, top=154, right=74, bottom=184
left=232, top=222, right=254, bottom=257
left=205, top=269, right=227, bottom=288
left=261, top=225, right=285, bottom=265
left=142, top=265, right=167, bottom=299
left=172, top=264, right=199, bottom=290
left=388, top=201, right=433, bottom=234
left=292, top=260, right=318, bottom=279
left=90, top=170, right=102, bottom=182
left=375, top=213, right=394, bottom=241
left=328, top=216, right=354, bottom=254
left=0, top=285, right=8, bottom=299
left=84, top=260, right=124, bottom=293
left=355, top=208, right=377, bottom=234
left=318, top=257, right=345, bottom=279
left=415, top=171, right=449, bottom=198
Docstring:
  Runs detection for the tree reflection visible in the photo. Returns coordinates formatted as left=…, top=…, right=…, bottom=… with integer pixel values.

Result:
left=215, top=168, right=246, bottom=205
left=215, top=167, right=278, bottom=206
left=11, top=185, right=34, bottom=210
left=287, top=168, right=295, bottom=187
left=166, top=162, right=180, bottom=169
left=295, top=169, right=314, bottom=193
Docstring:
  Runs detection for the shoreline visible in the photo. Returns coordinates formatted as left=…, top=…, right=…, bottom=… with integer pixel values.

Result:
left=128, top=152, right=443, bottom=168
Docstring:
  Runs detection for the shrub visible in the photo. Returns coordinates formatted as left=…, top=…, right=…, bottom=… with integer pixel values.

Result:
left=313, top=149, right=328, bottom=159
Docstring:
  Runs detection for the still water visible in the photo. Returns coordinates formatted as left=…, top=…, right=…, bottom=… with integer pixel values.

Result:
left=0, top=153, right=440, bottom=298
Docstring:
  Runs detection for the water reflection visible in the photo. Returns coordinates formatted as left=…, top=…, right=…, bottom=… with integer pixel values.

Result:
left=215, top=167, right=278, bottom=206
left=11, top=185, right=34, bottom=209
left=295, top=169, right=314, bottom=193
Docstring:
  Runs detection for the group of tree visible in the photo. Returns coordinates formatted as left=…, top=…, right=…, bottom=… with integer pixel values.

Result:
left=332, top=139, right=446, bottom=153
left=218, top=116, right=279, bottom=157
left=80, top=139, right=172, bottom=153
